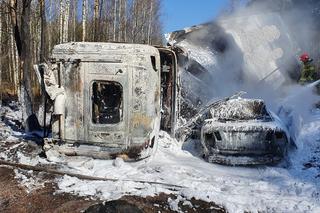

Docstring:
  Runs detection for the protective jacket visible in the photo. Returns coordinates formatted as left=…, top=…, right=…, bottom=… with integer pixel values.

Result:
left=299, top=61, right=317, bottom=83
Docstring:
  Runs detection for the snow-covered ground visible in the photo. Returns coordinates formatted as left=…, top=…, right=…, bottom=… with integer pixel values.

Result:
left=1, top=99, right=320, bottom=213
left=55, top=127, right=320, bottom=213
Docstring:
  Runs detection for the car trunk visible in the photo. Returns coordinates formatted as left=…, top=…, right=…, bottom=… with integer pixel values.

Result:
left=202, top=121, right=286, bottom=155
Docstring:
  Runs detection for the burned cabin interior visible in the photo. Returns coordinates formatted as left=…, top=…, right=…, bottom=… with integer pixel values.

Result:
left=92, top=81, right=123, bottom=124
left=159, top=49, right=177, bottom=135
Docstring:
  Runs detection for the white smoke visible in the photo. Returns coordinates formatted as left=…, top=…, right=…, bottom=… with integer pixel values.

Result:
left=215, top=1, right=319, bottom=116
left=174, top=3, right=313, bottom=105
left=169, top=1, right=320, bottom=140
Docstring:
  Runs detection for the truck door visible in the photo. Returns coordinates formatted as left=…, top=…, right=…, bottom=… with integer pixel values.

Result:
left=83, top=62, right=130, bottom=147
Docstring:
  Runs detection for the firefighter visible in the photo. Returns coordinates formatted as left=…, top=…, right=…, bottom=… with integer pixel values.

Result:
left=299, top=53, right=317, bottom=84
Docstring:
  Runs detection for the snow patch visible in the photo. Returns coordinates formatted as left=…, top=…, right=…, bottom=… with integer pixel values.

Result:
left=14, top=169, right=46, bottom=193
left=168, top=196, right=181, bottom=212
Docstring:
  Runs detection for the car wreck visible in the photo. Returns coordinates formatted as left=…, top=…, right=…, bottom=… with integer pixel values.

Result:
left=33, top=41, right=292, bottom=166
left=33, top=11, right=299, bottom=165
left=200, top=98, right=289, bottom=165
left=35, top=42, right=179, bottom=161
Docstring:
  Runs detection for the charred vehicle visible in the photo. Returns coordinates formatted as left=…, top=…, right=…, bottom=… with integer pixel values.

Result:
left=200, top=98, right=289, bottom=165
left=35, top=42, right=178, bottom=160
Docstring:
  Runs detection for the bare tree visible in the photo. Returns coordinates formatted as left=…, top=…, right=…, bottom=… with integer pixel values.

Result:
left=122, top=0, right=127, bottom=41
left=147, top=0, right=153, bottom=44
left=40, top=0, right=46, bottom=62
left=72, top=0, right=76, bottom=41
left=113, top=0, right=117, bottom=41
left=82, top=0, right=87, bottom=41
left=118, top=0, right=122, bottom=41
left=63, top=0, right=70, bottom=42
left=0, top=5, right=2, bottom=106
left=9, top=0, right=20, bottom=99
left=59, top=0, right=64, bottom=43
left=93, top=0, right=99, bottom=41
left=48, top=0, right=53, bottom=51
left=9, top=0, right=34, bottom=127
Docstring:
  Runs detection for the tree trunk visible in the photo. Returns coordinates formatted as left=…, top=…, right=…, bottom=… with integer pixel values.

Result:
left=59, top=0, right=64, bottom=43
left=9, top=0, right=34, bottom=128
left=21, top=0, right=34, bottom=126
left=9, top=0, right=20, bottom=99
left=93, top=0, right=99, bottom=41
left=35, top=9, right=41, bottom=63
left=113, top=0, right=117, bottom=41
left=0, top=8, right=2, bottom=106
left=105, top=0, right=110, bottom=41
left=48, top=0, right=52, bottom=51
left=73, top=0, right=76, bottom=41
left=141, top=1, right=147, bottom=43
left=147, top=0, right=153, bottom=44
left=131, top=0, right=136, bottom=43
left=82, top=0, right=87, bottom=41
left=10, top=29, right=18, bottom=96
left=99, top=0, right=104, bottom=41
left=118, top=0, right=122, bottom=41
left=40, top=0, right=46, bottom=62
left=63, top=0, right=70, bottom=43
left=123, top=0, right=127, bottom=42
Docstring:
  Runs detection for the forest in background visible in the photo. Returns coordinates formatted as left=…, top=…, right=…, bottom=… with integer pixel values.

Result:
left=0, top=0, right=162, bottom=108
left=1, top=0, right=320, bottom=124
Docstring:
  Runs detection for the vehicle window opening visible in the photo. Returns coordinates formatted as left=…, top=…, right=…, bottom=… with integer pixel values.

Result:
left=150, top=136, right=155, bottom=148
left=151, top=56, right=157, bottom=71
left=214, top=131, right=222, bottom=141
left=275, top=131, right=284, bottom=139
left=92, top=81, right=123, bottom=124
left=160, top=50, right=175, bottom=132
left=265, top=131, right=273, bottom=141
left=205, top=133, right=216, bottom=146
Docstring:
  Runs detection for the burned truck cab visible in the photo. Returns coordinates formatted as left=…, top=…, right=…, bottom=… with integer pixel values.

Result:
left=42, top=42, right=178, bottom=160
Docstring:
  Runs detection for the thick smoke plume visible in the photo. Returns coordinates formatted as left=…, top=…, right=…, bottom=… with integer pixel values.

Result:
left=168, top=1, right=319, bottom=119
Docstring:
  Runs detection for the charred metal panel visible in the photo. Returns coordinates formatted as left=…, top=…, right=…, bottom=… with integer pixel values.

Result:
left=84, top=62, right=129, bottom=146
left=49, top=42, right=162, bottom=153
left=63, top=61, right=85, bottom=142
left=130, top=53, right=161, bottom=144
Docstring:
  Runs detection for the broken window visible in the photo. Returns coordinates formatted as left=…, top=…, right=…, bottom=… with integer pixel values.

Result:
left=92, top=81, right=123, bottom=124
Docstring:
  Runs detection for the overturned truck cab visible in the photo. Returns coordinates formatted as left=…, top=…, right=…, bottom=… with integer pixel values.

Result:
left=37, top=42, right=178, bottom=160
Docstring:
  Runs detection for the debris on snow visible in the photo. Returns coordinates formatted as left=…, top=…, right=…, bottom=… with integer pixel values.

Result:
left=14, top=169, right=46, bottom=193
left=0, top=96, right=319, bottom=213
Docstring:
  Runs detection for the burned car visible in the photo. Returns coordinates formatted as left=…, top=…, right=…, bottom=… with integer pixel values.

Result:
left=201, top=98, right=289, bottom=165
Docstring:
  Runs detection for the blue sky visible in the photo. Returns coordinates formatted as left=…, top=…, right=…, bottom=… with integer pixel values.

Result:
left=162, top=0, right=230, bottom=33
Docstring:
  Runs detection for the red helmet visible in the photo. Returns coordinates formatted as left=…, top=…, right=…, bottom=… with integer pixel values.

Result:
left=300, top=53, right=310, bottom=63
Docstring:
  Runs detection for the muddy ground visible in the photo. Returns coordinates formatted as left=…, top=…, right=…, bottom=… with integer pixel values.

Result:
left=0, top=166, right=225, bottom=213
